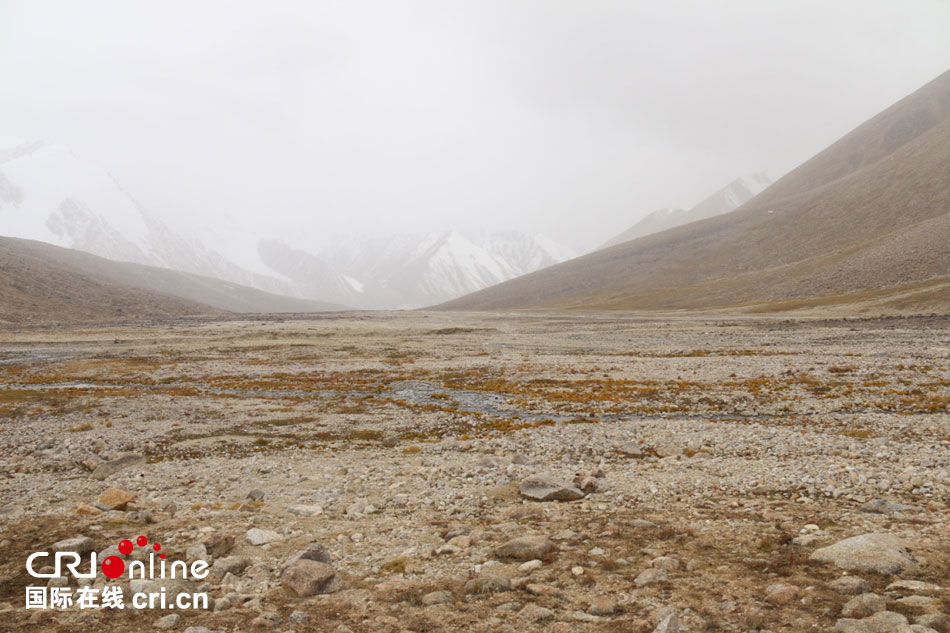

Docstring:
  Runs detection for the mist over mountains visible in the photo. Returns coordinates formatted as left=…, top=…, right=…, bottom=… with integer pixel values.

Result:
left=0, top=138, right=577, bottom=310
left=601, top=173, right=772, bottom=249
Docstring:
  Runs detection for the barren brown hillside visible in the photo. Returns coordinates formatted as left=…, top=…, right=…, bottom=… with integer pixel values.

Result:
left=439, top=69, right=950, bottom=313
left=0, top=239, right=213, bottom=323
left=0, top=237, right=347, bottom=323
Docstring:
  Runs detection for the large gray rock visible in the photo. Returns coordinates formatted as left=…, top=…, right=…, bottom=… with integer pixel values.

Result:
left=494, top=535, right=556, bottom=561
left=519, top=475, right=584, bottom=502
left=91, top=453, right=145, bottom=480
left=281, top=560, right=339, bottom=597
left=810, top=533, right=917, bottom=575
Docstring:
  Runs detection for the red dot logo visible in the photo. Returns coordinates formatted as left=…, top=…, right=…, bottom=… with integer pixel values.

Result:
left=118, top=539, right=133, bottom=556
left=153, top=543, right=161, bottom=552
left=102, top=556, right=125, bottom=579
left=136, top=536, right=148, bottom=547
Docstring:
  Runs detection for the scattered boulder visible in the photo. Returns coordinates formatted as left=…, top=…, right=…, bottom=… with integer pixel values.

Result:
left=829, top=576, right=872, bottom=595
left=421, top=590, right=453, bottom=606
left=841, top=593, right=886, bottom=618
left=519, top=475, right=584, bottom=502
left=863, top=611, right=909, bottom=633
left=653, top=610, right=680, bottom=633
left=765, top=583, right=800, bottom=605
left=859, top=498, right=915, bottom=515
left=154, top=613, right=180, bottom=629
left=518, top=603, right=555, bottom=622
left=464, top=576, right=511, bottom=595
left=96, top=487, right=135, bottom=510
left=280, top=560, right=339, bottom=597
left=915, top=614, right=950, bottom=633
left=52, top=536, right=94, bottom=555
left=635, top=568, right=669, bottom=587
left=91, top=453, right=145, bottom=480
left=245, top=528, right=280, bottom=546
left=211, top=556, right=248, bottom=581
left=494, top=535, right=556, bottom=561
left=810, top=533, right=917, bottom=575
left=204, top=533, right=234, bottom=558
left=588, top=597, right=620, bottom=616
left=886, top=580, right=943, bottom=596
left=287, top=504, right=322, bottom=516
left=618, top=442, right=647, bottom=458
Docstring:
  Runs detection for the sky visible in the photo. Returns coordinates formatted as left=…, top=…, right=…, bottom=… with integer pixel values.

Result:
left=2, top=1, right=950, bottom=253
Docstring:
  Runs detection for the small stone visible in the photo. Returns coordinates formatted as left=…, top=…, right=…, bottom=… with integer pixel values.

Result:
left=154, top=613, right=180, bottom=630
left=281, top=560, right=338, bottom=597
left=859, top=498, right=915, bottom=515
left=886, top=579, right=943, bottom=596
left=915, top=614, right=950, bottom=633
left=52, top=536, right=95, bottom=555
left=635, top=568, right=669, bottom=587
left=246, top=489, right=265, bottom=501
left=464, top=576, right=511, bottom=595
left=841, top=593, right=885, bottom=618
left=810, top=533, right=917, bottom=575
left=75, top=503, right=102, bottom=516
left=651, top=556, right=680, bottom=571
left=896, top=595, right=943, bottom=612
left=287, top=504, right=322, bottom=516
left=519, top=475, right=585, bottom=502
left=185, top=544, right=207, bottom=563
left=519, top=603, right=555, bottom=622
left=211, top=556, right=248, bottom=580
left=765, top=583, right=800, bottom=605
left=245, top=528, right=280, bottom=546
left=829, top=576, right=872, bottom=595
left=495, top=535, right=556, bottom=561
left=421, top=590, right=453, bottom=606
left=589, top=597, right=620, bottom=616
left=97, top=487, right=135, bottom=511
left=654, top=444, right=683, bottom=458
left=91, top=453, right=145, bottom=480
left=519, top=559, right=543, bottom=573
left=653, top=610, right=680, bottom=633
left=618, top=442, right=647, bottom=457
left=863, top=611, right=909, bottom=633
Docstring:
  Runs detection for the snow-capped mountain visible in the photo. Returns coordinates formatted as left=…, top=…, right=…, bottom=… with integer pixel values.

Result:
left=0, top=138, right=576, bottom=310
left=601, top=172, right=772, bottom=249
left=265, top=230, right=578, bottom=309
left=0, top=138, right=301, bottom=298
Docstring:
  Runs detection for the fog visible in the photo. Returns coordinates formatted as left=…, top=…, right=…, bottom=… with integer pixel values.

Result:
left=2, top=0, right=950, bottom=252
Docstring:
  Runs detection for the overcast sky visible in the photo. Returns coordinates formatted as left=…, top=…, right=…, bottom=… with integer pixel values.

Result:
left=2, top=1, right=950, bottom=252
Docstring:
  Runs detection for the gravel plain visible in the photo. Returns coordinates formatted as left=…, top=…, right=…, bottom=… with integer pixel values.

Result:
left=0, top=311, right=948, bottom=633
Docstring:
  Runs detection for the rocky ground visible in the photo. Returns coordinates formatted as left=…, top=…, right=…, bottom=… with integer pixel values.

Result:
left=0, top=311, right=948, bottom=633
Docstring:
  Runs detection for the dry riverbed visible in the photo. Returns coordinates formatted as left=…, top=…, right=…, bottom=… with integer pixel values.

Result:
left=0, top=311, right=948, bottom=633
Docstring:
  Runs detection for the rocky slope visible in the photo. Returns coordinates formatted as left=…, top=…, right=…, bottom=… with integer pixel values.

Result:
left=441, top=69, right=950, bottom=313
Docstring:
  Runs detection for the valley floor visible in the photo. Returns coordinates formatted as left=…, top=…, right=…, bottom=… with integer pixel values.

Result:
left=0, top=311, right=948, bottom=632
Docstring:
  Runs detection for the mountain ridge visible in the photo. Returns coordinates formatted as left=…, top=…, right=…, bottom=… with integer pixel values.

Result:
left=439, top=69, right=950, bottom=313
